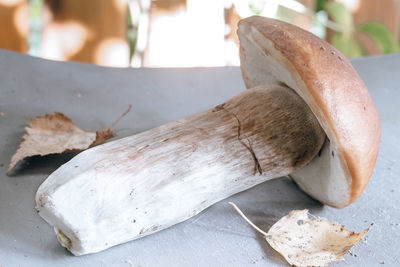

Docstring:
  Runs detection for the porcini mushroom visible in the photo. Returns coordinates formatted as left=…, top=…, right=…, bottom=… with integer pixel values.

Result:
left=35, top=16, right=380, bottom=256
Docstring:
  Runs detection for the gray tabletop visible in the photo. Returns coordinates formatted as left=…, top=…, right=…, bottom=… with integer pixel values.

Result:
left=0, top=49, right=399, bottom=266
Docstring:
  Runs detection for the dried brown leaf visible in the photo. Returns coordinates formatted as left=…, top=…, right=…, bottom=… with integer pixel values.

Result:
left=7, top=112, right=96, bottom=173
left=90, top=129, right=116, bottom=147
left=8, top=105, right=132, bottom=174
left=229, top=203, right=368, bottom=267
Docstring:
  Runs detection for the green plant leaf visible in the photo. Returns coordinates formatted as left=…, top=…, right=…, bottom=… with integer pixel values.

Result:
left=358, top=22, right=399, bottom=54
left=248, top=0, right=265, bottom=16
left=331, top=32, right=366, bottom=58
left=324, top=2, right=353, bottom=33
left=331, top=33, right=349, bottom=55
left=348, top=38, right=367, bottom=58
left=315, top=0, right=325, bottom=12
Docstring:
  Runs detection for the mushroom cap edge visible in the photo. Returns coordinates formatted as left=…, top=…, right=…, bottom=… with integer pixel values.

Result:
left=238, top=16, right=381, bottom=208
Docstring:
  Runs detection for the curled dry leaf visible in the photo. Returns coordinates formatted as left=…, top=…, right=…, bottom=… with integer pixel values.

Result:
left=7, top=105, right=132, bottom=174
left=229, top=202, right=369, bottom=267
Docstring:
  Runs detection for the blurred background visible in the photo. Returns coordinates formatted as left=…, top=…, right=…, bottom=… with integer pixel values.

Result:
left=1, top=0, right=399, bottom=68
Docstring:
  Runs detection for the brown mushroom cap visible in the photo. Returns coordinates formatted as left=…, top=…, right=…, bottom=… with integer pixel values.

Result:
left=238, top=16, right=381, bottom=208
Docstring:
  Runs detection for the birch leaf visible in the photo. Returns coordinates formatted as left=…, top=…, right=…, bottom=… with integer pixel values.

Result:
left=230, top=203, right=368, bottom=267
left=8, top=105, right=131, bottom=174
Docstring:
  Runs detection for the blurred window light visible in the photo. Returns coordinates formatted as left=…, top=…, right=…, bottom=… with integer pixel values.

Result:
left=336, top=0, right=360, bottom=12
left=40, top=21, right=88, bottom=61
left=95, top=38, right=130, bottom=67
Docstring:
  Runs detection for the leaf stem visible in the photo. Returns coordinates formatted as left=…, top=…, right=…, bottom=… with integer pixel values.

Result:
left=107, top=104, right=132, bottom=130
left=228, top=202, right=268, bottom=237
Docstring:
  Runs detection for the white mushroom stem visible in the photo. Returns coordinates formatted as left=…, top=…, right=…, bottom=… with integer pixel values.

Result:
left=36, top=85, right=325, bottom=255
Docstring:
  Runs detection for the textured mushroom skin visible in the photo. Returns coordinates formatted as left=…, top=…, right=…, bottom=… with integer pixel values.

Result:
left=36, top=86, right=325, bottom=255
left=239, top=16, right=381, bottom=207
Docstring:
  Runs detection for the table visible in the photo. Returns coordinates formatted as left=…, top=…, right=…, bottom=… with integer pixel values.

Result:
left=0, top=49, right=399, bottom=266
